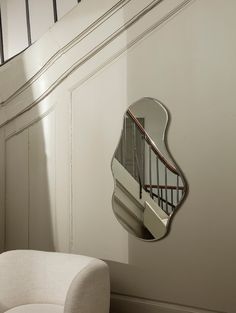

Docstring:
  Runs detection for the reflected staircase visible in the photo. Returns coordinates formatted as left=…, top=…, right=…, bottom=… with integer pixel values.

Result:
left=113, top=108, right=185, bottom=239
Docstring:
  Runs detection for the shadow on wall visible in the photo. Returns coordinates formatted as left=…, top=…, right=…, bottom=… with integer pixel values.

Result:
left=2, top=56, right=55, bottom=252
left=0, top=0, right=82, bottom=253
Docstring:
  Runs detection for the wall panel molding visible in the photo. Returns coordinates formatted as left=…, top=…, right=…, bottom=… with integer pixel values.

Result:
left=1, top=94, right=71, bottom=252
left=110, top=294, right=225, bottom=313
left=4, top=103, right=55, bottom=140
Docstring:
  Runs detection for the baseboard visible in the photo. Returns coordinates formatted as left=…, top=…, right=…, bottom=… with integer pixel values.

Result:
left=110, top=293, right=225, bottom=313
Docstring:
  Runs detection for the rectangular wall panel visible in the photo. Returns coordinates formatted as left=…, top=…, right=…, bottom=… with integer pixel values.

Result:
left=71, top=58, right=129, bottom=263
left=29, top=112, right=56, bottom=251
left=5, top=129, right=29, bottom=250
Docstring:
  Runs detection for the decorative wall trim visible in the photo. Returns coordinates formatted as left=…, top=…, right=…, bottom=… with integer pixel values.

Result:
left=110, top=293, right=226, bottom=313
left=0, top=0, right=194, bottom=128
left=4, top=105, right=55, bottom=140
left=68, top=0, right=194, bottom=93
left=0, top=0, right=132, bottom=106
left=69, top=91, right=73, bottom=253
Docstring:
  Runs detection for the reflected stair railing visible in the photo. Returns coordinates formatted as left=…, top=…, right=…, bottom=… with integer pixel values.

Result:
left=115, top=109, right=184, bottom=216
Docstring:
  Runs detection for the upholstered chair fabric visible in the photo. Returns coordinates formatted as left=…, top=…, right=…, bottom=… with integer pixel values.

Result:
left=0, top=250, right=110, bottom=313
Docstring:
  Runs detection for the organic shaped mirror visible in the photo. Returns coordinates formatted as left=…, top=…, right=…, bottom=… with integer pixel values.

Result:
left=111, top=98, right=187, bottom=241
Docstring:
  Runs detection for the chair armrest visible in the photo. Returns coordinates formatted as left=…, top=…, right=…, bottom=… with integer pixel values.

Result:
left=64, top=259, right=110, bottom=313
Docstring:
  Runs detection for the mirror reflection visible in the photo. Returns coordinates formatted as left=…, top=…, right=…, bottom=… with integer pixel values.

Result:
left=112, top=98, right=187, bottom=240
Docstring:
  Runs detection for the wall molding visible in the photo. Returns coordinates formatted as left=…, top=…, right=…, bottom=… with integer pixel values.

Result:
left=110, top=293, right=226, bottom=313
left=0, top=0, right=132, bottom=106
left=0, top=0, right=194, bottom=128
left=4, top=104, right=55, bottom=140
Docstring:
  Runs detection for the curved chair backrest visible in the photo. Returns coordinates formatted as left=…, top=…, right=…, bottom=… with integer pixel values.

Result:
left=0, top=250, right=110, bottom=313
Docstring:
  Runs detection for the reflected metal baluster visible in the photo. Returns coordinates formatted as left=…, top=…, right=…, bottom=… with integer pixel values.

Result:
left=156, top=157, right=160, bottom=206
left=135, top=150, right=143, bottom=199
left=132, top=122, right=136, bottom=178
left=177, top=175, right=180, bottom=203
left=171, top=188, right=174, bottom=210
left=160, top=189, right=163, bottom=209
left=123, top=116, right=127, bottom=169
left=165, top=166, right=168, bottom=213
left=132, top=121, right=138, bottom=179
left=121, top=117, right=125, bottom=165
left=141, top=136, right=145, bottom=188
left=149, top=145, right=153, bottom=198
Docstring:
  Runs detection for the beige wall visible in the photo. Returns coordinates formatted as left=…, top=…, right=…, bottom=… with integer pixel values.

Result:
left=109, top=0, right=236, bottom=312
left=0, top=0, right=235, bottom=312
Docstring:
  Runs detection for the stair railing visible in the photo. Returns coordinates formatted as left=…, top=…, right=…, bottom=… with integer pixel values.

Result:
left=0, top=0, right=81, bottom=66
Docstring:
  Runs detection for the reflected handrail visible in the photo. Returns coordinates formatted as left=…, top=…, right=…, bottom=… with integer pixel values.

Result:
left=127, top=109, right=178, bottom=175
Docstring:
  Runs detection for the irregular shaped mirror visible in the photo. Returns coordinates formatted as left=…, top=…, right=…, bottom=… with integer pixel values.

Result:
left=111, top=98, right=187, bottom=241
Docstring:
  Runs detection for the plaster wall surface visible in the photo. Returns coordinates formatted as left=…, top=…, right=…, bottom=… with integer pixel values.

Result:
left=0, top=1, right=235, bottom=312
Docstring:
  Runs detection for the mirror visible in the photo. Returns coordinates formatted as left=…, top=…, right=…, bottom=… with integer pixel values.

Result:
left=111, top=97, right=187, bottom=241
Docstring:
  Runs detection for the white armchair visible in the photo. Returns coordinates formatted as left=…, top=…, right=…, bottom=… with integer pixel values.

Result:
left=0, top=250, right=110, bottom=313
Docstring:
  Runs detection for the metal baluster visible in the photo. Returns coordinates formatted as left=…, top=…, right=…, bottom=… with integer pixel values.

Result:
left=156, top=157, right=160, bottom=206
left=177, top=175, right=180, bottom=203
left=124, top=116, right=127, bottom=169
left=135, top=148, right=143, bottom=199
left=165, top=166, right=168, bottom=213
left=141, top=135, right=145, bottom=188
left=160, top=188, right=163, bottom=209
left=121, top=118, right=125, bottom=166
left=0, top=7, right=4, bottom=64
left=52, top=0, right=58, bottom=23
left=149, top=145, right=153, bottom=198
left=25, top=0, right=32, bottom=46
left=171, top=188, right=174, bottom=209
left=132, top=122, right=135, bottom=178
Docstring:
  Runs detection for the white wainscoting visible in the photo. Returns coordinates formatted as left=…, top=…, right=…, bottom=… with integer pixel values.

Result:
left=2, top=96, right=72, bottom=252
